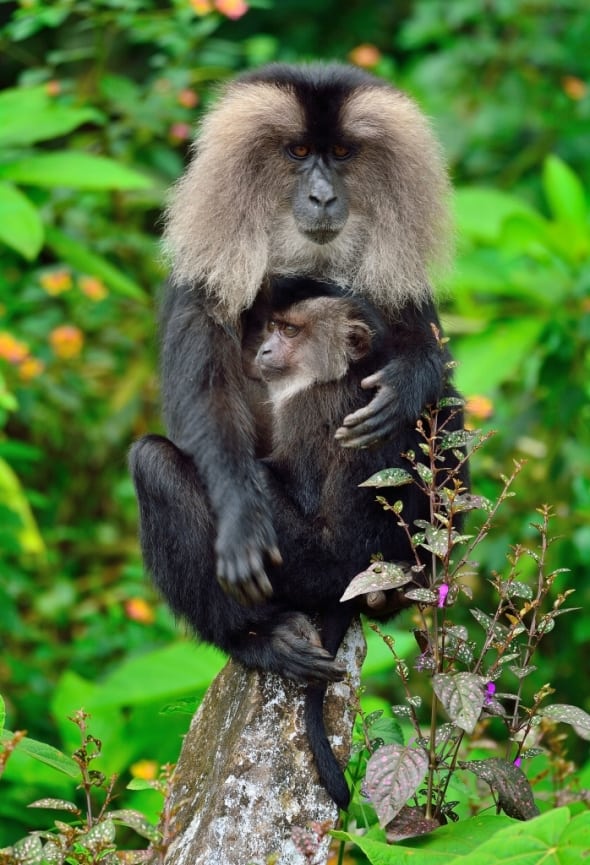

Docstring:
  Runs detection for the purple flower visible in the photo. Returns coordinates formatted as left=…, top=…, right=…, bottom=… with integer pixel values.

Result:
left=437, top=583, right=449, bottom=608
left=484, top=681, right=496, bottom=705
left=514, top=756, right=522, bottom=768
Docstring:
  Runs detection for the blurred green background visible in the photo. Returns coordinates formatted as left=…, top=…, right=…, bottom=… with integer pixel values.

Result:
left=0, top=0, right=589, bottom=843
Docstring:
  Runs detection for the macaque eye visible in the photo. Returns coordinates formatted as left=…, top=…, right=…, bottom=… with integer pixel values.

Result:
left=287, top=143, right=311, bottom=160
left=282, top=323, right=301, bottom=338
left=332, top=143, right=352, bottom=160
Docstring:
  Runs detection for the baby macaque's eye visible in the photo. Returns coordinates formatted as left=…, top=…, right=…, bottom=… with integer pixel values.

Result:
left=282, top=323, right=301, bottom=338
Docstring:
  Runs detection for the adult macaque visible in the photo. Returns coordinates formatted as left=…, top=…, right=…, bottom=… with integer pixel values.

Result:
left=131, top=62, right=453, bottom=605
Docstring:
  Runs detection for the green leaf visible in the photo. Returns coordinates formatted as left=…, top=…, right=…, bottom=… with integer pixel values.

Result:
left=0, top=456, right=46, bottom=556
left=454, top=318, right=545, bottom=396
left=447, top=807, right=589, bottom=864
left=0, top=695, right=5, bottom=734
left=86, top=642, right=227, bottom=708
left=0, top=85, right=103, bottom=147
left=542, top=155, right=588, bottom=230
left=0, top=152, right=152, bottom=191
left=45, top=225, right=148, bottom=302
left=28, top=798, right=80, bottom=812
left=0, top=181, right=43, bottom=259
left=454, top=187, right=539, bottom=244
left=0, top=730, right=79, bottom=778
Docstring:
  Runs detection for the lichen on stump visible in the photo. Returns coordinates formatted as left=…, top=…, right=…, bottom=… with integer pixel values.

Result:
left=159, top=619, right=365, bottom=865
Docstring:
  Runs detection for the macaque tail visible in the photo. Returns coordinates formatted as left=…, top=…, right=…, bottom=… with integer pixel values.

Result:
left=304, top=682, right=350, bottom=810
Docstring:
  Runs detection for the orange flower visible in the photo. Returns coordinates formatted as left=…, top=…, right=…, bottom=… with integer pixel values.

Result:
left=465, top=395, right=494, bottom=420
left=40, top=269, right=73, bottom=296
left=45, top=80, right=61, bottom=97
left=214, top=0, right=248, bottom=19
left=562, top=76, right=587, bottom=101
left=0, top=332, right=29, bottom=364
left=178, top=89, right=199, bottom=109
left=125, top=597, right=156, bottom=624
left=49, top=325, right=84, bottom=359
left=130, top=759, right=159, bottom=781
left=349, top=44, right=382, bottom=69
left=79, top=275, right=108, bottom=301
left=19, top=357, right=44, bottom=381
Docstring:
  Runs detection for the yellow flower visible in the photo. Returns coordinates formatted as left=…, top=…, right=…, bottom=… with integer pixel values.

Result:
left=19, top=357, right=44, bottom=381
left=125, top=597, right=156, bottom=624
left=79, top=276, right=108, bottom=301
left=0, top=332, right=29, bottom=364
left=348, top=44, right=382, bottom=69
left=49, top=325, right=84, bottom=359
left=40, top=269, right=73, bottom=296
left=130, top=759, right=159, bottom=781
left=214, top=0, right=248, bottom=19
left=190, top=0, right=213, bottom=13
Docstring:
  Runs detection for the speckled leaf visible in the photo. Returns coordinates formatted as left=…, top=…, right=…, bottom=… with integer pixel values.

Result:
left=28, top=797, right=79, bottom=813
left=386, top=805, right=440, bottom=841
left=359, top=467, right=413, bottom=487
left=419, top=526, right=449, bottom=557
left=459, top=758, right=539, bottom=820
left=10, top=835, right=44, bottom=864
left=432, top=672, right=485, bottom=733
left=340, top=562, right=413, bottom=601
left=404, top=587, right=438, bottom=604
left=416, top=463, right=433, bottom=484
left=509, top=664, right=537, bottom=680
left=540, top=704, right=590, bottom=740
left=365, top=744, right=428, bottom=827
left=79, top=819, right=115, bottom=849
left=110, top=809, right=161, bottom=842
left=440, top=429, right=479, bottom=451
left=470, top=608, right=509, bottom=639
left=500, top=580, right=533, bottom=600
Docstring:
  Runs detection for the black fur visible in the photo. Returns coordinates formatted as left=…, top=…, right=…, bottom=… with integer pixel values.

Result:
left=130, top=276, right=465, bottom=808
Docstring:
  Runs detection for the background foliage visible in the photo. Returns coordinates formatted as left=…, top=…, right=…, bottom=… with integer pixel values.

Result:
left=0, top=0, right=589, bottom=849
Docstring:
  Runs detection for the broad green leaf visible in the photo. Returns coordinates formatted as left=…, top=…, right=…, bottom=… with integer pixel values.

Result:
left=454, top=318, right=545, bottom=396
left=0, top=85, right=103, bottom=147
left=28, top=798, right=79, bottom=812
left=454, top=187, right=538, bottom=244
left=432, top=672, right=485, bottom=733
left=45, top=225, right=148, bottom=302
left=446, top=807, right=589, bottom=865
left=0, top=456, right=45, bottom=556
left=365, top=743, right=429, bottom=826
left=0, top=730, right=79, bottom=778
left=0, top=181, right=43, bottom=259
left=0, top=152, right=152, bottom=191
left=86, top=642, right=226, bottom=708
left=542, top=155, right=588, bottom=230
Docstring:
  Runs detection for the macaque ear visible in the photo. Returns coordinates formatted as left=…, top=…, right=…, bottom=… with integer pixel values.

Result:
left=347, top=321, right=373, bottom=361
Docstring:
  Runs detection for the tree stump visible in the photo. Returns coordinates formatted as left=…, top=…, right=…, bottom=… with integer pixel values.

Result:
left=159, top=619, right=365, bottom=865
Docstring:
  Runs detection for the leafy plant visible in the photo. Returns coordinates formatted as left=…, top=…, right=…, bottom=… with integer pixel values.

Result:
left=336, top=396, right=589, bottom=857
left=0, top=709, right=167, bottom=865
